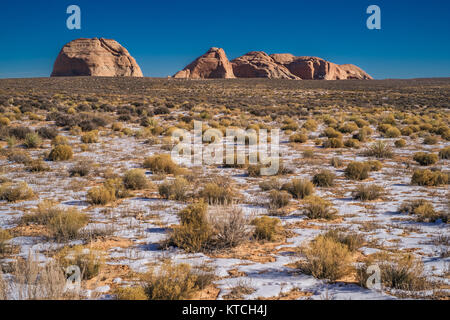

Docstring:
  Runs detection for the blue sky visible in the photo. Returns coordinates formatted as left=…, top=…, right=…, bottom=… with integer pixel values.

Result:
left=0, top=0, right=449, bottom=79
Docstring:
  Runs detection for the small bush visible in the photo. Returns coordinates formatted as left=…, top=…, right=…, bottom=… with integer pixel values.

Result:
left=268, top=190, right=291, bottom=209
left=143, top=154, right=181, bottom=175
left=344, top=138, right=360, bottom=149
left=394, top=139, right=406, bottom=148
left=158, top=177, right=190, bottom=201
left=208, top=206, right=250, bottom=249
left=200, top=182, right=235, bottom=205
left=87, top=186, right=116, bottom=205
left=344, top=162, right=370, bottom=180
left=362, top=141, right=393, bottom=158
left=303, top=119, right=318, bottom=131
left=7, top=149, right=31, bottom=164
left=439, top=146, right=450, bottom=159
left=385, top=127, right=401, bottom=138
left=58, top=246, right=103, bottom=280
left=26, top=159, right=50, bottom=172
left=251, top=216, right=282, bottom=242
left=330, top=157, right=343, bottom=168
left=312, top=170, right=335, bottom=187
left=0, top=228, right=12, bottom=255
left=123, top=169, right=150, bottom=190
left=0, top=182, right=35, bottom=202
left=413, top=152, right=438, bottom=166
left=399, top=199, right=445, bottom=223
left=423, top=135, right=438, bottom=145
left=338, top=122, right=358, bottom=134
left=352, top=184, right=385, bottom=201
left=302, top=196, right=337, bottom=220
left=365, top=160, right=383, bottom=172
left=37, top=126, right=58, bottom=139
left=282, top=179, right=314, bottom=199
left=411, top=169, right=448, bottom=186
left=69, top=161, right=91, bottom=177
left=51, top=135, right=69, bottom=146
left=115, top=287, right=148, bottom=300
left=259, top=177, right=281, bottom=191
left=81, top=130, right=98, bottom=144
left=323, top=138, right=343, bottom=148
left=48, top=145, right=73, bottom=161
left=300, top=235, right=352, bottom=281
left=24, top=133, right=42, bottom=149
left=289, top=133, right=308, bottom=143
left=323, top=127, right=342, bottom=139
left=322, top=229, right=364, bottom=252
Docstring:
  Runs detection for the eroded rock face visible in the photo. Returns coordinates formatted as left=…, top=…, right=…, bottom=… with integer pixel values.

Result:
left=173, top=47, right=235, bottom=79
left=271, top=54, right=373, bottom=80
left=231, top=51, right=300, bottom=80
left=51, top=38, right=143, bottom=77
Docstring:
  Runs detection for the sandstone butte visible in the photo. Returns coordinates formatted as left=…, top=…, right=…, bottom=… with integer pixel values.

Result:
left=174, top=48, right=372, bottom=80
left=51, top=38, right=143, bottom=77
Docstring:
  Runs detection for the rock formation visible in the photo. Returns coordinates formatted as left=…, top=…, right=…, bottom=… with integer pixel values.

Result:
left=173, top=47, right=235, bottom=79
left=51, top=38, right=143, bottom=77
left=231, top=51, right=300, bottom=79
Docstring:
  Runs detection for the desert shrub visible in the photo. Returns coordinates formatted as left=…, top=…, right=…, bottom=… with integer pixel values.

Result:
left=37, top=126, right=58, bottom=139
left=247, top=164, right=262, bottom=177
left=268, top=190, right=291, bottom=209
left=289, top=133, right=308, bottom=143
left=281, top=120, right=298, bottom=131
left=423, top=135, right=438, bottom=145
left=123, top=169, right=149, bottom=190
left=302, top=196, right=337, bottom=220
left=104, top=178, right=131, bottom=199
left=413, top=152, right=438, bottom=166
left=385, top=127, right=401, bottom=138
left=411, top=169, right=448, bottom=186
left=169, top=201, right=212, bottom=252
left=9, top=126, right=32, bottom=140
left=323, top=127, right=342, bottom=139
left=7, top=149, right=31, bottom=164
left=399, top=199, right=446, bottom=223
left=338, top=122, right=358, bottom=134
left=0, top=182, right=35, bottom=202
left=0, top=116, right=10, bottom=126
left=0, top=228, right=12, bottom=255
left=282, top=178, right=314, bottom=199
left=200, top=182, right=235, bottom=205
left=322, top=229, right=364, bottom=252
left=357, top=254, right=430, bottom=291
left=26, top=159, right=50, bottom=172
left=439, top=146, right=450, bottom=160
left=111, top=122, right=123, bottom=132
left=300, top=235, right=352, bottom=281
left=394, top=139, right=406, bottom=148
left=251, top=216, right=282, bottom=241
left=58, top=246, right=103, bottom=280
left=158, top=177, right=190, bottom=201
left=344, top=161, right=370, bottom=180
left=323, top=138, right=343, bottom=148
left=259, top=177, right=281, bottom=191
left=401, top=126, right=414, bottom=136
left=87, top=186, right=116, bottom=205
left=208, top=206, right=250, bottom=249
left=48, top=145, right=73, bottom=161
left=352, top=184, right=385, bottom=201
left=142, top=260, right=211, bottom=300
left=312, top=170, right=335, bottom=187
left=81, top=130, right=98, bottom=144
left=51, top=135, right=69, bottom=146
left=143, top=154, right=181, bottom=175
left=69, top=161, right=91, bottom=177
left=302, top=150, right=315, bottom=159
left=303, top=119, right=318, bottom=131
left=365, top=160, right=383, bottom=171
left=24, top=133, right=42, bottom=149
left=362, top=141, right=393, bottom=158
left=344, top=138, right=360, bottom=149
left=330, top=157, right=343, bottom=168
left=115, top=287, right=148, bottom=300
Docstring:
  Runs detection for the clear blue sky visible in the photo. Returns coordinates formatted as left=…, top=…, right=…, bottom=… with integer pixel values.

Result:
left=0, top=0, right=449, bottom=79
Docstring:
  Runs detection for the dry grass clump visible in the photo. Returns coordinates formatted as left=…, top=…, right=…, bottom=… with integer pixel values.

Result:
left=199, top=181, right=235, bottom=205
left=0, top=182, right=35, bottom=202
left=208, top=206, right=250, bottom=249
left=115, top=286, right=148, bottom=300
left=384, top=126, right=401, bottom=138
left=282, top=178, right=314, bottom=199
left=323, top=127, right=342, bottom=139
left=141, top=260, right=214, bottom=300
left=24, top=133, right=42, bottom=149
left=344, top=161, right=370, bottom=180
left=344, top=138, right=360, bottom=149
left=299, top=235, right=352, bottom=281
left=69, top=161, right=91, bottom=177
left=251, top=216, right=283, bottom=242
left=48, top=144, right=73, bottom=161
left=411, top=169, right=448, bottom=186
left=394, top=138, right=406, bottom=148
left=123, top=169, right=150, bottom=190
left=268, top=190, right=291, bottom=209
left=323, top=137, right=344, bottom=149
left=303, top=119, right=318, bottom=131
left=352, top=184, right=385, bottom=201
left=330, top=157, right=343, bottom=168
left=413, top=152, right=438, bottom=166
left=259, top=177, right=281, bottom=191
left=87, top=185, right=116, bottom=205
left=289, top=133, right=308, bottom=143
left=0, top=228, right=12, bottom=255
left=22, top=201, right=89, bottom=241
left=143, top=154, right=181, bottom=175
left=322, top=229, right=365, bottom=252
left=158, top=177, right=190, bottom=201
left=362, top=141, right=393, bottom=158
left=26, top=159, right=50, bottom=172
left=423, top=135, right=438, bottom=145
left=37, top=126, right=58, bottom=139
left=439, top=146, right=450, bottom=159
left=398, top=199, right=446, bottom=223
left=302, top=196, right=337, bottom=220
left=312, top=170, right=335, bottom=187
left=7, top=149, right=31, bottom=164
left=57, top=245, right=103, bottom=280
left=80, top=130, right=98, bottom=143
left=51, top=135, right=69, bottom=146
left=356, top=254, right=431, bottom=291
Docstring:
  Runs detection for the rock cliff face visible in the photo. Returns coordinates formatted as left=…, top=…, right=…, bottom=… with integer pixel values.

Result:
left=173, top=47, right=235, bottom=79
left=51, top=38, right=143, bottom=77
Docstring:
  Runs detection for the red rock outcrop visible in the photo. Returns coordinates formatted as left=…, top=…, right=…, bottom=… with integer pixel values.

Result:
left=231, top=51, right=300, bottom=79
left=51, top=38, right=143, bottom=77
left=173, top=47, right=235, bottom=79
